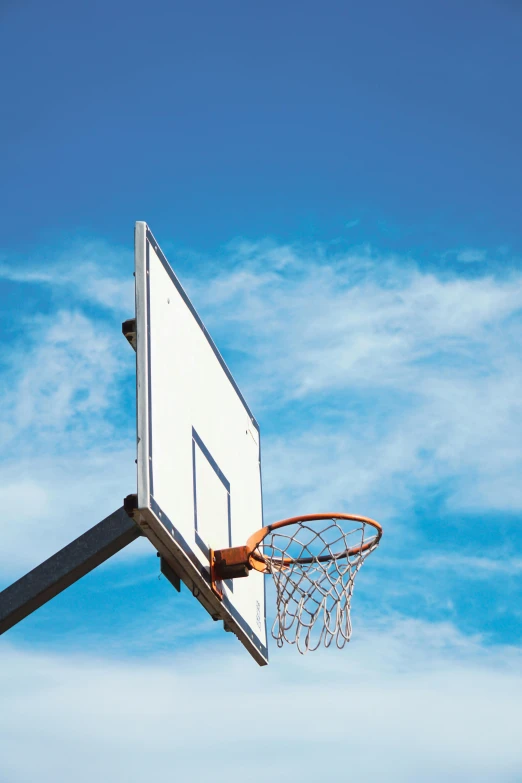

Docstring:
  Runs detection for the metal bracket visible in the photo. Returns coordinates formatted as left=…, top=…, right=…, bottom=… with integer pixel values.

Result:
left=158, top=553, right=181, bottom=592
left=213, top=546, right=251, bottom=579
left=122, top=318, right=137, bottom=352
left=209, top=549, right=222, bottom=600
left=210, top=546, right=251, bottom=601
left=124, top=492, right=139, bottom=518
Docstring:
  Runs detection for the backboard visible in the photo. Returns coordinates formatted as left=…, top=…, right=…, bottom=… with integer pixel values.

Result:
left=134, top=222, right=268, bottom=665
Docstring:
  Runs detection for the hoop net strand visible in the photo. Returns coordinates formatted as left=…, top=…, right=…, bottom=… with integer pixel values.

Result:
left=252, top=516, right=380, bottom=654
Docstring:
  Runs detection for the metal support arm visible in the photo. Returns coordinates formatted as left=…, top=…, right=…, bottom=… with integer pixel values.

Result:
left=0, top=506, right=143, bottom=635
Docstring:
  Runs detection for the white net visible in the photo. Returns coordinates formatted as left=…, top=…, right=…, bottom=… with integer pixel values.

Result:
left=253, top=517, right=380, bottom=654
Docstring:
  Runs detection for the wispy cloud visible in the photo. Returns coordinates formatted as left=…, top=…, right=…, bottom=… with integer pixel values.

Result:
left=189, top=241, right=521, bottom=400
left=345, top=218, right=360, bottom=229
left=1, top=310, right=128, bottom=443
left=417, top=553, right=522, bottom=577
left=456, top=248, right=487, bottom=263
left=0, top=261, right=136, bottom=574
left=0, top=238, right=134, bottom=313
left=0, top=447, right=137, bottom=579
left=183, top=240, right=522, bottom=516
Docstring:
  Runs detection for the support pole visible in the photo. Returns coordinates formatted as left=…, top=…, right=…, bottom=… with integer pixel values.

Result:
left=0, top=506, right=143, bottom=635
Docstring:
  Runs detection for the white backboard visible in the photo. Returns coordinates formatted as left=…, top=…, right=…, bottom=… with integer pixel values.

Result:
left=134, top=222, right=268, bottom=665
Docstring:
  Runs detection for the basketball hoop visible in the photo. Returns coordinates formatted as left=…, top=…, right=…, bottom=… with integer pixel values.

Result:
left=211, top=513, right=382, bottom=654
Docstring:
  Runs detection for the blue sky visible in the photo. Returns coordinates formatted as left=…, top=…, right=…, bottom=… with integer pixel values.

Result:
left=1, top=1, right=522, bottom=780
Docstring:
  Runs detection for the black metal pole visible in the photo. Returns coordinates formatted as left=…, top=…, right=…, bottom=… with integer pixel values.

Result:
left=0, top=506, right=143, bottom=635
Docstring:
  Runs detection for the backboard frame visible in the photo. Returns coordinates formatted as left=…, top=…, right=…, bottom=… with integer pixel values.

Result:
left=134, top=221, right=268, bottom=666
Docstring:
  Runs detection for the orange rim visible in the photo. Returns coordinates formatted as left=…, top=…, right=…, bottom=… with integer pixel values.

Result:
left=245, top=513, right=383, bottom=573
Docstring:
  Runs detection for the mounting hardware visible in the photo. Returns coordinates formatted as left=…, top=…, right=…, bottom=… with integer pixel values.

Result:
left=122, top=318, right=137, bottom=351
left=123, top=493, right=139, bottom=519
left=210, top=546, right=251, bottom=600
left=159, top=556, right=181, bottom=593
left=209, top=549, right=223, bottom=600
left=213, top=546, right=251, bottom=579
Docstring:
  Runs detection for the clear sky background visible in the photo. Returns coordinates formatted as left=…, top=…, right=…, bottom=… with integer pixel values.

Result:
left=1, top=0, right=522, bottom=780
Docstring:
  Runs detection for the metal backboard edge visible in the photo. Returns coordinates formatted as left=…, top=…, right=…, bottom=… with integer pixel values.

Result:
left=134, top=221, right=268, bottom=666
left=135, top=221, right=150, bottom=507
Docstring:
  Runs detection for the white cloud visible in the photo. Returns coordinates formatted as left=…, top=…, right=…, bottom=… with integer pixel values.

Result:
left=456, top=248, right=487, bottom=263
left=0, top=304, right=137, bottom=576
left=0, top=238, right=134, bottom=313
left=184, top=241, right=522, bottom=515
left=190, top=245, right=521, bottom=400
left=0, top=618, right=521, bottom=782
left=417, top=553, right=522, bottom=577
left=345, top=218, right=360, bottom=229
left=1, top=310, right=128, bottom=442
left=0, top=447, right=139, bottom=581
